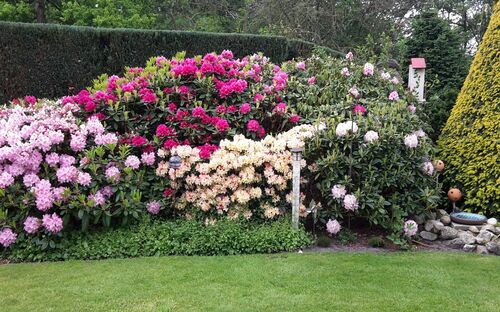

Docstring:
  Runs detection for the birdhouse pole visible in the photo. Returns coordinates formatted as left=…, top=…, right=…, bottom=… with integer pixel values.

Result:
left=408, top=58, right=426, bottom=102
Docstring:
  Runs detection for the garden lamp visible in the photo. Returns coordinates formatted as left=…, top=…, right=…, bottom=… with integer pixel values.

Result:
left=169, top=153, right=182, bottom=169
left=290, top=147, right=304, bottom=230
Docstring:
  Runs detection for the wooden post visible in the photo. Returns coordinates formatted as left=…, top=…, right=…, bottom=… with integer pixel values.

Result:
left=290, top=148, right=304, bottom=230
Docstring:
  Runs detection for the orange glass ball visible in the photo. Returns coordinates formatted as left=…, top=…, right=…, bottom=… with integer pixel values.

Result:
left=433, top=160, right=445, bottom=172
left=448, top=188, right=462, bottom=202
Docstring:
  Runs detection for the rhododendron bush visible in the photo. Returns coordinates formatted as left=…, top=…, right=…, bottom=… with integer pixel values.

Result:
left=0, top=51, right=308, bottom=249
left=283, top=52, right=442, bottom=234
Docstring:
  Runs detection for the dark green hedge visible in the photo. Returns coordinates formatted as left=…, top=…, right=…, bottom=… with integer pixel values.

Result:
left=0, top=22, right=328, bottom=104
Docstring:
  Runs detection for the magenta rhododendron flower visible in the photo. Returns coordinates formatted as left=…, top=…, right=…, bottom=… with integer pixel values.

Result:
left=215, top=119, right=230, bottom=132
left=0, top=228, right=17, bottom=247
left=240, top=103, right=251, bottom=114
left=353, top=104, right=366, bottom=115
left=156, top=124, right=176, bottom=137
left=163, top=188, right=174, bottom=197
left=254, top=94, right=264, bottom=102
left=247, top=120, right=260, bottom=132
left=273, top=102, right=287, bottom=114
left=289, top=115, right=300, bottom=123
left=42, top=213, right=63, bottom=234
left=24, top=95, right=37, bottom=105
left=131, top=136, right=147, bottom=147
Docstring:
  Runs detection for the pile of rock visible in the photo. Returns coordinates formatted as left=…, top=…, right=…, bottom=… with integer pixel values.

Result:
left=418, top=210, right=500, bottom=255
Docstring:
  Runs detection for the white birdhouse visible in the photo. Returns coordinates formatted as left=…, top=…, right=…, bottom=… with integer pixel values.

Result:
left=408, top=58, right=426, bottom=102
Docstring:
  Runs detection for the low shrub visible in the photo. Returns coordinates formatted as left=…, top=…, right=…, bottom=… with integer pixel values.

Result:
left=316, top=235, right=332, bottom=247
left=2, top=217, right=313, bottom=262
left=367, top=236, right=385, bottom=248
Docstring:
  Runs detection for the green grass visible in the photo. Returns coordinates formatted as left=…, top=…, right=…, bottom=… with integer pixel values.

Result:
left=0, top=252, right=499, bottom=311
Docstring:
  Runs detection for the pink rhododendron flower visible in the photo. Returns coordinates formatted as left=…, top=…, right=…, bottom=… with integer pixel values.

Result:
left=156, top=124, right=176, bottom=137
left=296, top=61, right=306, bottom=70
left=345, top=52, right=354, bottom=61
left=0, top=228, right=17, bottom=247
left=221, top=50, right=234, bottom=59
left=307, top=76, right=316, bottom=85
left=192, top=107, right=205, bottom=118
left=24, top=217, right=41, bottom=234
left=147, top=201, right=161, bottom=215
left=247, top=120, right=260, bottom=132
left=0, top=171, right=14, bottom=189
left=23, top=173, right=40, bottom=187
left=45, top=153, right=60, bottom=167
left=326, top=219, right=341, bottom=235
left=408, top=104, right=416, bottom=113
left=343, top=194, right=358, bottom=211
left=341, top=67, right=350, bottom=76
left=105, top=166, right=120, bottom=182
left=24, top=95, right=37, bottom=105
left=33, top=179, right=54, bottom=211
left=76, top=172, right=92, bottom=186
left=141, top=152, right=155, bottom=166
left=331, top=185, right=346, bottom=199
left=363, top=63, right=374, bottom=76
left=59, top=155, right=76, bottom=167
left=56, top=165, right=78, bottom=183
left=42, top=213, right=63, bottom=234
left=124, top=155, right=140, bottom=169
left=349, top=86, right=360, bottom=98
left=403, top=220, right=418, bottom=237
left=254, top=94, right=264, bottom=102
left=388, top=91, right=399, bottom=101
left=240, top=103, right=251, bottom=114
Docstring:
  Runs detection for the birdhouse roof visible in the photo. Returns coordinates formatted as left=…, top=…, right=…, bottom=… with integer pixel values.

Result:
left=411, top=58, right=426, bottom=69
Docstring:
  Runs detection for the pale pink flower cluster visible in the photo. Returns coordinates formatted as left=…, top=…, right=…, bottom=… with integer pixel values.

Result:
left=388, top=91, right=399, bottom=101
left=42, top=213, right=63, bottom=233
left=422, top=161, right=434, bottom=175
left=331, top=184, right=347, bottom=199
left=363, top=130, right=379, bottom=143
left=23, top=216, right=41, bottom=234
left=363, top=63, right=374, bottom=76
left=404, top=134, right=418, bottom=148
left=124, top=155, right=141, bottom=169
left=147, top=201, right=161, bottom=215
left=341, top=67, right=350, bottom=76
left=403, top=220, right=418, bottom=237
left=0, top=228, right=17, bottom=247
left=343, top=194, right=359, bottom=211
left=326, top=219, right=341, bottom=235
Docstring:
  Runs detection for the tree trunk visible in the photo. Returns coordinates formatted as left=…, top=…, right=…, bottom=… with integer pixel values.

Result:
left=35, top=0, right=46, bottom=23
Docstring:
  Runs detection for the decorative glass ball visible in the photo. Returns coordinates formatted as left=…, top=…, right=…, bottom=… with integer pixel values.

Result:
left=168, top=154, right=182, bottom=169
left=448, top=188, right=462, bottom=202
left=433, top=160, right=445, bottom=172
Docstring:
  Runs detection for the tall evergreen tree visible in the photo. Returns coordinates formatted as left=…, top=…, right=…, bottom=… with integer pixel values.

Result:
left=404, top=10, right=469, bottom=138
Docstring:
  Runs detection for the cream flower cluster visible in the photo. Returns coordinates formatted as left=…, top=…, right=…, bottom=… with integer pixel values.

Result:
left=156, top=125, right=320, bottom=219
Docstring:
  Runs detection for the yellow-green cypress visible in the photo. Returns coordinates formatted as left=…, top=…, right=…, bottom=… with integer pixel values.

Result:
left=438, top=3, right=500, bottom=216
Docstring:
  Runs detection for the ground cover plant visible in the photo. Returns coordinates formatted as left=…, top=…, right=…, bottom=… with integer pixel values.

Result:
left=1, top=252, right=499, bottom=311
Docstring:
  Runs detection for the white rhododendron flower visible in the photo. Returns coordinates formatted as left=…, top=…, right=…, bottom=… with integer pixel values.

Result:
left=326, top=219, right=341, bottom=235
left=404, top=134, right=418, bottom=148
left=364, top=130, right=379, bottom=143
left=331, top=184, right=347, bottom=199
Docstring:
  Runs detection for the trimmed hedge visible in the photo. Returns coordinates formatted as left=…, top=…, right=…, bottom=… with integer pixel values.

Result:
left=2, top=218, right=313, bottom=262
left=438, top=3, right=500, bottom=216
left=0, top=22, right=327, bottom=104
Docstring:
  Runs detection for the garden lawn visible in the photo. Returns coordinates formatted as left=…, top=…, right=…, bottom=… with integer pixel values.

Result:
left=1, top=252, right=499, bottom=312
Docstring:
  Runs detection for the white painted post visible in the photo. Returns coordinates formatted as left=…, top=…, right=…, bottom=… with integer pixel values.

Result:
left=408, top=58, right=426, bottom=102
left=290, top=147, right=304, bottom=230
